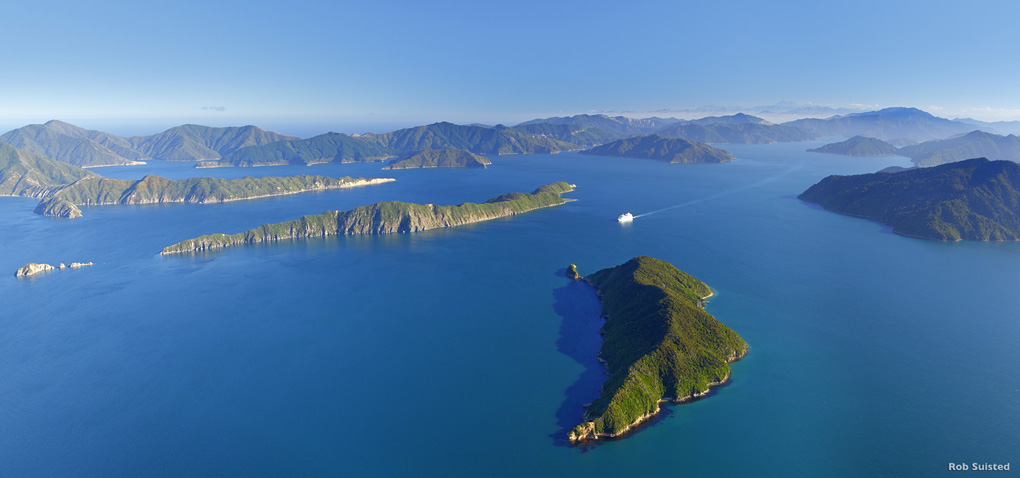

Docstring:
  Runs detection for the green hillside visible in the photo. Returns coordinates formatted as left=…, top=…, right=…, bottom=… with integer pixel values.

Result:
left=580, top=134, right=734, bottom=163
left=799, top=158, right=1020, bottom=240
left=568, top=256, right=747, bottom=443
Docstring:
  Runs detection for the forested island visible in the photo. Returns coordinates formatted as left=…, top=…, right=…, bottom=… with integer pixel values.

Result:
left=580, top=135, right=734, bottom=164
left=799, top=158, right=1020, bottom=241
left=807, top=136, right=899, bottom=156
left=382, top=149, right=491, bottom=169
left=568, top=256, right=747, bottom=443
left=161, top=182, right=575, bottom=254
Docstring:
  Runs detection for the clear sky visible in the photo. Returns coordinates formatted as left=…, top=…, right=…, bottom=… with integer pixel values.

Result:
left=3, top=0, right=1019, bottom=136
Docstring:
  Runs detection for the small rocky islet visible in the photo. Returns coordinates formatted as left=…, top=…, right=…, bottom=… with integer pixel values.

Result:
left=15, top=261, right=93, bottom=278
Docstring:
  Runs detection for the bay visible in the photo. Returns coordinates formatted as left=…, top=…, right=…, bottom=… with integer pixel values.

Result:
left=1, top=143, right=1016, bottom=476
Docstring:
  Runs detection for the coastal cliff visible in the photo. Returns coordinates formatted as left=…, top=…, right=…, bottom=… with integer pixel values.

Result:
left=15, top=263, right=55, bottom=278
left=161, top=182, right=575, bottom=254
left=568, top=256, right=747, bottom=443
left=34, top=197, right=83, bottom=218
left=14, top=261, right=93, bottom=278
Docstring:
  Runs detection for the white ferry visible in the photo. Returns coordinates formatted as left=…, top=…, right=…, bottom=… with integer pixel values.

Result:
left=617, top=212, right=634, bottom=223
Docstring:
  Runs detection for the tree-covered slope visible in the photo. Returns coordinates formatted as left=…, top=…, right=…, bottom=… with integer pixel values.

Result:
left=568, top=256, right=747, bottom=443
left=359, top=122, right=579, bottom=155
left=0, top=120, right=145, bottom=167
left=131, top=124, right=298, bottom=162
left=807, top=136, right=900, bottom=156
left=798, top=158, right=1020, bottom=241
left=654, top=122, right=814, bottom=144
left=580, top=134, right=734, bottom=163
left=161, top=182, right=574, bottom=254
left=207, top=133, right=395, bottom=167
left=898, top=130, right=1020, bottom=167
left=509, top=123, right=616, bottom=147
left=0, top=142, right=97, bottom=197
left=382, top=149, right=491, bottom=169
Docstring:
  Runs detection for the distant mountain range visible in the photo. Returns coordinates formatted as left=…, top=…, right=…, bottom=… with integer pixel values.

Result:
left=784, top=107, right=974, bottom=143
left=799, top=158, right=1020, bottom=241
left=654, top=122, right=814, bottom=144
left=807, top=130, right=1020, bottom=166
left=518, top=114, right=683, bottom=138
left=897, top=130, right=1020, bottom=167
left=3, top=107, right=1019, bottom=169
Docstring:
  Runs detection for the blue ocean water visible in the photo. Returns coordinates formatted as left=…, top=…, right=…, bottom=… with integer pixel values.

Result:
left=1, top=144, right=1017, bottom=476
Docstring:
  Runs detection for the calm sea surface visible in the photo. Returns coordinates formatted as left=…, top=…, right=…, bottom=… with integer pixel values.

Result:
left=1, top=143, right=1017, bottom=476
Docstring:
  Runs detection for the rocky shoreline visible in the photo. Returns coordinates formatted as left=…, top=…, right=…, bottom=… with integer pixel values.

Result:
left=15, top=261, right=93, bottom=278
left=566, top=257, right=747, bottom=444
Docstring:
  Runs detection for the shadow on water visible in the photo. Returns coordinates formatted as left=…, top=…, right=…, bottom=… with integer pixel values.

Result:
left=548, top=278, right=607, bottom=447
left=548, top=271, right=731, bottom=450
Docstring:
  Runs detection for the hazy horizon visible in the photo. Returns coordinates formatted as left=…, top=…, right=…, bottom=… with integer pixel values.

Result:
left=3, top=102, right=1019, bottom=140
left=3, top=0, right=1019, bottom=133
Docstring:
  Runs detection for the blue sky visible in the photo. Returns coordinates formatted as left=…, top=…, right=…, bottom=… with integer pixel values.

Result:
left=3, top=0, right=1019, bottom=135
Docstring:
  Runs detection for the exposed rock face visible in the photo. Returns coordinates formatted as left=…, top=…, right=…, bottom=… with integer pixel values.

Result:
left=15, top=261, right=93, bottom=278
left=34, top=197, right=83, bottom=218
left=15, top=263, right=55, bottom=278
left=566, top=264, right=580, bottom=279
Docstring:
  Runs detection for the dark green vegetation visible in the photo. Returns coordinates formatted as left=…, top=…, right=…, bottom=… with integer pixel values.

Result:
left=581, top=134, right=734, bottom=163
left=39, top=175, right=392, bottom=217
left=205, top=133, right=394, bottom=167
left=0, top=120, right=145, bottom=167
left=359, top=122, right=578, bottom=155
left=161, top=182, right=574, bottom=254
left=807, top=136, right=900, bottom=156
left=509, top=123, right=616, bottom=147
left=34, top=197, right=82, bottom=219
left=0, top=121, right=295, bottom=166
left=784, top=107, right=974, bottom=142
left=898, top=131, right=1020, bottom=167
left=130, top=124, right=297, bottom=162
left=654, top=122, right=813, bottom=144
left=799, top=158, right=1020, bottom=241
left=568, top=257, right=747, bottom=443
left=382, top=149, right=491, bottom=169
left=207, top=123, right=578, bottom=168
left=0, top=142, right=96, bottom=197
